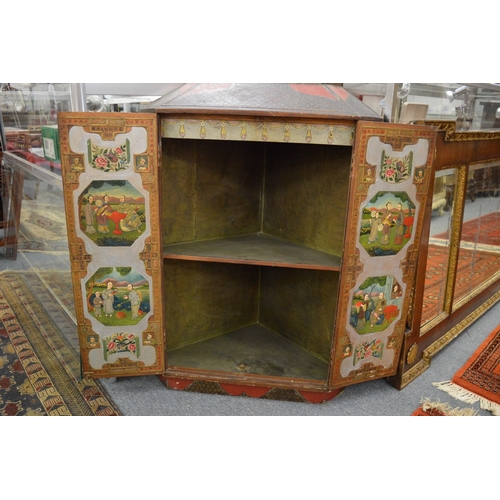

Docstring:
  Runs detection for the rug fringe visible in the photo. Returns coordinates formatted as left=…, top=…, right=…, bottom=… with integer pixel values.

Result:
left=433, top=381, right=500, bottom=416
left=420, top=397, right=478, bottom=416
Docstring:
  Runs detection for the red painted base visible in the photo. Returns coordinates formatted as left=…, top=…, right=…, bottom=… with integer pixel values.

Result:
left=158, top=376, right=344, bottom=403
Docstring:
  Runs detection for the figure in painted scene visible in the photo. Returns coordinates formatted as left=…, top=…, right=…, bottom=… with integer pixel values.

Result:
left=123, top=283, right=141, bottom=319
left=136, top=156, right=148, bottom=171
left=391, top=283, right=403, bottom=300
left=117, top=195, right=142, bottom=233
left=357, top=293, right=374, bottom=331
left=86, top=267, right=150, bottom=327
left=370, top=292, right=386, bottom=328
left=92, top=291, right=103, bottom=317
left=360, top=191, right=415, bottom=257
left=84, top=194, right=97, bottom=234
left=101, top=281, right=117, bottom=317
left=368, top=210, right=382, bottom=244
left=356, top=300, right=367, bottom=330
left=71, top=156, right=84, bottom=172
left=352, top=275, right=402, bottom=334
left=393, top=202, right=405, bottom=245
left=88, top=335, right=99, bottom=348
left=364, top=168, right=374, bottom=183
left=96, top=195, right=112, bottom=233
left=414, top=168, right=424, bottom=183
left=380, top=202, right=394, bottom=245
left=78, top=180, right=147, bottom=247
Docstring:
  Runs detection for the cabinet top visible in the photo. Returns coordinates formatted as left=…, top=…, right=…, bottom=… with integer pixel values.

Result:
left=143, top=83, right=382, bottom=121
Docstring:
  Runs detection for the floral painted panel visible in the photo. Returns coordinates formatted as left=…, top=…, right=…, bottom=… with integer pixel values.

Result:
left=104, top=333, right=140, bottom=360
left=354, top=339, right=384, bottom=364
left=88, top=139, right=131, bottom=172
left=379, top=150, right=413, bottom=183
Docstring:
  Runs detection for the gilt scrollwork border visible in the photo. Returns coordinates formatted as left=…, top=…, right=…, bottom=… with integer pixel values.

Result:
left=443, top=165, right=468, bottom=313
left=401, top=289, right=500, bottom=388
left=419, top=120, right=500, bottom=142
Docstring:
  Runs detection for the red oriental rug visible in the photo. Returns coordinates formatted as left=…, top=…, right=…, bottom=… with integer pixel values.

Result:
left=434, top=324, right=500, bottom=416
left=421, top=245, right=500, bottom=325
left=433, top=211, right=500, bottom=247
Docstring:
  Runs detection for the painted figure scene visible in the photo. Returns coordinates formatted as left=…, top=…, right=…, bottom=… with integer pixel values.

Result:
left=359, top=191, right=415, bottom=257
left=86, top=267, right=150, bottom=327
left=350, top=275, right=403, bottom=334
left=79, top=180, right=146, bottom=247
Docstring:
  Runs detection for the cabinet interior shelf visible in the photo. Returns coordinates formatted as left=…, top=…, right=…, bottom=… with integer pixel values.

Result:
left=167, top=323, right=330, bottom=382
left=163, top=233, right=342, bottom=270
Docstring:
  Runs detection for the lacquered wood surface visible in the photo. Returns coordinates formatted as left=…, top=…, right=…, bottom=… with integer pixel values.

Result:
left=167, top=323, right=330, bottom=382
left=164, top=233, right=342, bottom=270
left=145, top=83, right=383, bottom=121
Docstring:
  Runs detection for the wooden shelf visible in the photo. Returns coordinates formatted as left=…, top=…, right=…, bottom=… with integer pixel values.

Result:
left=163, top=233, right=341, bottom=270
left=167, top=323, right=330, bottom=381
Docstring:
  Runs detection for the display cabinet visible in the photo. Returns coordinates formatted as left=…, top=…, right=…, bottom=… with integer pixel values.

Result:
left=389, top=121, right=500, bottom=389
left=0, top=83, right=76, bottom=258
left=0, top=83, right=175, bottom=259
left=344, top=82, right=500, bottom=130
left=59, top=84, right=438, bottom=402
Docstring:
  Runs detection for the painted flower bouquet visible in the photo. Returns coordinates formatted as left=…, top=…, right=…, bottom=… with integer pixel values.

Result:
left=354, top=338, right=384, bottom=365
left=103, top=332, right=140, bottom=360
left=380, top=150, right=413, bottom=184
left=88, top=139, right=131, bottom=172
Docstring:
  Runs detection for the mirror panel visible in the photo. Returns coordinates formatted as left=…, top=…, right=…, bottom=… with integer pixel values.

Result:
left=453, top=162, right=500, bottom=308
left=421, top=168, right=458, bottom=328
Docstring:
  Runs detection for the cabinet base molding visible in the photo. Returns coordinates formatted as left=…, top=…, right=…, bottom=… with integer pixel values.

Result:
left=399, top=288, right=500, bottom=389
left=159, top=376, right=345, bottom=404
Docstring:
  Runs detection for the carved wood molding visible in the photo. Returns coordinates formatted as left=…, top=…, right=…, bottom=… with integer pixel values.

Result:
left=401, top=289, right=500, bottom=388
left=422, top=120, right=500, bottom=142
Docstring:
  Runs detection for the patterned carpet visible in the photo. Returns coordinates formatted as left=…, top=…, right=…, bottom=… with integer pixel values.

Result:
left=0, top=271, right=121, bottom=416
left=422, top=245, right=500, bottom=325
left=434, top=324, right=500, bottom=416
left=433, top=211, right=500, bottom=249
left=18, top=200, right=69, bottom=252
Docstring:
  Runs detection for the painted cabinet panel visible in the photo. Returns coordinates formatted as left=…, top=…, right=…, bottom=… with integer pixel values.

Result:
left=330, top=122, right=437, bottom=388
left=58, top=112, right=165, bottom=378
left=58, top=109, right=437, bottom=401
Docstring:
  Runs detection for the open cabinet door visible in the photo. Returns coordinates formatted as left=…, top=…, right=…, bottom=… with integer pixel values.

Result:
left=59, top=112, right=165, bottom=378
left=329, top=121, right=437, bottom=389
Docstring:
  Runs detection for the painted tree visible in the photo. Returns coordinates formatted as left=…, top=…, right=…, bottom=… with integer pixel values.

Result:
left=359, top=275, right=388, bottom=296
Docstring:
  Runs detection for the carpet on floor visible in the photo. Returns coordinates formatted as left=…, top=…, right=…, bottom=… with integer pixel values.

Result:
left=434, top=324, right=500, bottom=416
left=18, top=200, right=69, bottom=252
left=421, top=245, right=500, bottom=325
left=0, top=271, right=121, bottom=415
left=433, top=211, right=500, bottom=249
left=411, top=398, right=478, bottom=416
